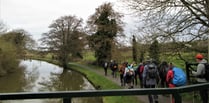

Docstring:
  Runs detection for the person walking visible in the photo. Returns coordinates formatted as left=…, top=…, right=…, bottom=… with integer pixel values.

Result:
left=138, top=62, right=145, bottom=88
left=110, top=60, right=118, bottom=78
left=124, top=65, right=135, bottom=89
left=166, top=62, right=175, bottom=103
left=119, top=62, right=127, bottom=86
left=143, top=61, right=160, bottom=103
left=131, top=61, right=138, bottom=86
left=112, top=61, right=118, bottom=78
left=192, top=53, right=208, bottom=103
left=103, top=60, right=109, bottom=76
left=158, top=61, right=169, bottom=88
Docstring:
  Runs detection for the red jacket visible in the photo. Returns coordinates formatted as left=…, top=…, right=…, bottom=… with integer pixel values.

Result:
left=166, top=69, right=175, bottom=87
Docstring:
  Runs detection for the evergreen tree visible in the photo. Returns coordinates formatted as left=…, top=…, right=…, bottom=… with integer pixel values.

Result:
left=87, top=3, right=123, bottom=65
left=132, top=35, right=137, bottom=62
left=149, top=40, right=160, bottom=64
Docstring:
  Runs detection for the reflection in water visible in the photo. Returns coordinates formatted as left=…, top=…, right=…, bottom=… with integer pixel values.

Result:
left=0, top=60, right=102, bottom=103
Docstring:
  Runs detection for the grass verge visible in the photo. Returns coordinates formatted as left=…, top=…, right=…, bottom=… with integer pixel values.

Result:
left=68, top=63, right=140, bottom=103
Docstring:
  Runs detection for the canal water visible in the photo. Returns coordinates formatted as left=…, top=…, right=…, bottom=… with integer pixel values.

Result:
left=0, top=59, right=102, bottom=103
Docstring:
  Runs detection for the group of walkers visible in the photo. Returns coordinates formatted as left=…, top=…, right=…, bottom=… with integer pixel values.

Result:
left=103, top=59, right=172, bottom=103
left=103, top=59, right=172, bottom=89
left=102, top=53, right=208, bottom=103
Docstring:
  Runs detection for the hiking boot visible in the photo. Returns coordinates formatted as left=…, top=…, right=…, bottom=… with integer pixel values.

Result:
left=128, top=86, right=134, bottom=89
left=155, top=101, right=158, bottom=103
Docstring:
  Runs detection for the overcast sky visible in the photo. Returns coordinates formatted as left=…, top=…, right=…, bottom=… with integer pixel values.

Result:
left=0, top=0, right=135, bottom=43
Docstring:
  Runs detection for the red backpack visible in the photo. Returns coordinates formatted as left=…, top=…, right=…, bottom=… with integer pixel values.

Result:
left=138, top=65, right=144, bottom=76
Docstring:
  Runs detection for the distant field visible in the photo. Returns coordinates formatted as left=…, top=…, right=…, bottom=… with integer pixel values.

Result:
left=81, top=50, right=197, bottom=70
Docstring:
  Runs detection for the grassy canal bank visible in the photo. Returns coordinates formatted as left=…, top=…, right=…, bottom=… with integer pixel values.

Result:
left=34, top=58, right=140, bottom=103
left=68, top=63, right=140, bottom=103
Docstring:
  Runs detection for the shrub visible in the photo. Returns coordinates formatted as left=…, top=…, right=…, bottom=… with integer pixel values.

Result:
left=0, top=39, right=19, bottom=76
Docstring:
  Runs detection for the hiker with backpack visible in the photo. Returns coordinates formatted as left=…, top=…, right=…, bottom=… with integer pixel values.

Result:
left=143, top=60, right=160, bottom=103
left=131, top=61, right=138, bottom=86
left=110, top=60, right=118, bottom=78
left=137, top=62, right=145, bottom=88
left=166, top=62, right=187, bottom=103
left=103, top=60, right=109, bottom=76
left=166, top=63, right=187, bottom=87
left=124, top=65, right=135, bottom=89
left=119, top=62, right=127, bottom=86
left=158, top=61, right=169, bottom=88
left=191, top=53, right=208, bottom=103
left=166, top=63, right=175, bottom=103
left=166, top=63, right=175, bottom=87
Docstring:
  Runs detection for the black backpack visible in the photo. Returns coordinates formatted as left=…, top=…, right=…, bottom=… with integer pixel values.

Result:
left=147, top=63, right=157, bottom=79
left=203, top=63, right=209, bottom=81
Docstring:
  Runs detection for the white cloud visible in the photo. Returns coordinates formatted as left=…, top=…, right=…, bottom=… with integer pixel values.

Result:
left=0, top=0, right=135, bottom=43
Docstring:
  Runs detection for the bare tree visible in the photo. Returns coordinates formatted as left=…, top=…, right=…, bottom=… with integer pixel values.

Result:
left=40, top=15, right=85, bottom=69
left=121, top=0, right=209, bottom=60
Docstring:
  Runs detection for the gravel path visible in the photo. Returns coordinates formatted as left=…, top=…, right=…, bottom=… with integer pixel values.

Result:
left=71, top=63, right=191, bottom=103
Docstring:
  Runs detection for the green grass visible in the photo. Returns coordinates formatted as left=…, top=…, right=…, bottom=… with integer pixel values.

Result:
left=68, top=63, right=140, bottom=103
left=68, top=64, right=119, bottom=89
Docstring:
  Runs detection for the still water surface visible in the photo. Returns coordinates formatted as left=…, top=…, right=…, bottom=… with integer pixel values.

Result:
left=0, top=60, right=102, bottom=103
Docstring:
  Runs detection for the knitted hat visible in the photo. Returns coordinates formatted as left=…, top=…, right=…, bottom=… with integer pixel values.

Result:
left=195, top=53, right=203, bottom=59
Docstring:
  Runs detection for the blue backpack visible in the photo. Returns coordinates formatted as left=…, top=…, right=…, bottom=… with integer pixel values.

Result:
left=172, top=67, right=187, bottom=86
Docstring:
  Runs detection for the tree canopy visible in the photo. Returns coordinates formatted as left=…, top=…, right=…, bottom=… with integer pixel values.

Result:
left=86, top=2, right=124, bottom=64
left=121, top=0, right=209, bottom=60
left=0, top=28, right=34, bottom=76
left=40, top=15, right=86, bottom=68
left=149, top=40, right=160, bottom=64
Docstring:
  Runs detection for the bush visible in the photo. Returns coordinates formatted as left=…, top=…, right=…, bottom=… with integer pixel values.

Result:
left=0, top=39, right=19, bottom=76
